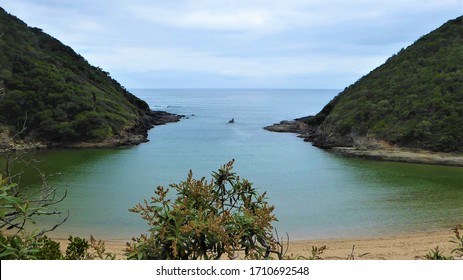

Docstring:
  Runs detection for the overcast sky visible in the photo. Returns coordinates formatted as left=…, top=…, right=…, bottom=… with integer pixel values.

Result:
left=1, top=0, right=462, bottom=89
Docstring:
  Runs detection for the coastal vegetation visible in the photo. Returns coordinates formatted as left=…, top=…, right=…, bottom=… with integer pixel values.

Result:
left=303, top=16, right=463, bottom=152
left=127, top=160, right=285, bottom=260
left=0, top=7, right=177, bottom=148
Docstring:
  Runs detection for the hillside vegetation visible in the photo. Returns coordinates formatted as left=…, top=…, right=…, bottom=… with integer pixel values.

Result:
left=305, top=16, right=463, bottom=152
left=0, top=8, right=164, bottom=146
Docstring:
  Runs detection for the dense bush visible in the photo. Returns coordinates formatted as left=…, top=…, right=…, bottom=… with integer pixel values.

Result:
left=306, top=16, right=463, bottom=152
left=0, top=7, right=150, bottom=143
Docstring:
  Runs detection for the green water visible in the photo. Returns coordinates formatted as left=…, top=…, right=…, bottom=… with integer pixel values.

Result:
left=5, top=89, right=463, bottom=240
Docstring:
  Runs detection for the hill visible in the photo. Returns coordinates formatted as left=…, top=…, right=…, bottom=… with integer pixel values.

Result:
left=0, top=8, right=180, bottom=149
left=297, top=16, right=462, bottom=153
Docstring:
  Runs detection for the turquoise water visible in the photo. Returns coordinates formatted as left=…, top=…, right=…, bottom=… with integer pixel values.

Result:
left=15, top=89, right=463, bottom=240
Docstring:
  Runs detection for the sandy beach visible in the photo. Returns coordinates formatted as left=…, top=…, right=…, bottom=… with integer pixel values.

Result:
left=287, top=229, right=458, bottom=260
left=51, top=228, right=459, bottom=260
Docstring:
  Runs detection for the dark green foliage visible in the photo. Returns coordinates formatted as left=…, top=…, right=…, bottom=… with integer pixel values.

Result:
left=0, top=233, right=40, bottom=259
left=127, top=160, right=283, bottom=260
left=0, top=8, right=150, bottom=143
left=65, top=236, right=89, bottom=260
left=35, top=236, right=63, bottom=260
left=0, top=232, right=107, bottom=260
left=307, top=16, right=463, bottom=152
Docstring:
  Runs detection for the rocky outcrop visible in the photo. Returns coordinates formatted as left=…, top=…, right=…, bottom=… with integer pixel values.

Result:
left=0, top=110, right=183, bottom=151
left=265, top=118, right=463, bottom=166
left=129, top=110, right=183, bottom=140
left=264, top=120, right=309, bottom=133
left=264, top=117, right=353, bottom=148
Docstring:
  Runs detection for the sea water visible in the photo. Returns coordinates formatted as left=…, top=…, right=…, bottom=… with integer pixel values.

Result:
left=16, top=89, right=463, bottom=240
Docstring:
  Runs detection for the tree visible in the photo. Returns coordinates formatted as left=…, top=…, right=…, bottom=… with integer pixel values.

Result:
left=127, top=160, right=284, bottom=260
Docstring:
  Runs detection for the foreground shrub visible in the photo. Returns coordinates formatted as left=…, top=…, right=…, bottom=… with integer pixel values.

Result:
left=424, top=225, right=463, bottom=260
left=0, top=233, right=114, bottom=260
left=424, top=246, right=454, bottom=260
left=127, top=160, right=283, bottom=260
left=450, top=225, right=463, bottom=258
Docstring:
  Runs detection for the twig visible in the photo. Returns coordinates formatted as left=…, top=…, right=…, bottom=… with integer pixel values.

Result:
left=348, top=245, right=355, bottom=260
left=34, top=210, right=69, bottom=238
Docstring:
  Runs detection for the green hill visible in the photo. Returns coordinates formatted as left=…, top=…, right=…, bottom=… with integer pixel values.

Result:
left=305, top=16, right=463, bottom=152
left=0, top=8, right=178, bottom=148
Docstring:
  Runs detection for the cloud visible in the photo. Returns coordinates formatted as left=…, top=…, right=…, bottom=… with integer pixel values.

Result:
left=127, top=0, right=462, bottom=33
left=130, top=6, right=271, bottom=31
left=84, top=45, right=385, bottom=80
left=1, top=0, right=461, bottom=88
left=0, top=0, right=107, bottom=45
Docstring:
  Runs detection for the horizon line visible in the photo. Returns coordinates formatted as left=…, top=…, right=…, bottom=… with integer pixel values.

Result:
left=128, top=87, right=342, bottom=91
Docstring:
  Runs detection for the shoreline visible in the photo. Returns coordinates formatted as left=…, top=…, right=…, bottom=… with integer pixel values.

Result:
left=330, top=147, right=463, bottom=167
left=0, top=110, right=183, bottom=152
left=48, top=228, right=459, bottom=260
left=265, top=120, right=463, bottom=167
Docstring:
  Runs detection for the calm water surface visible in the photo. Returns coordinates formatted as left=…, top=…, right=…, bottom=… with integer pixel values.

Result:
left=16, top=89, right=463, bottom=240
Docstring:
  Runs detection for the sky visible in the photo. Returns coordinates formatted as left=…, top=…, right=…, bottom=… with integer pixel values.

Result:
left=0, top=0, right=462, bottom=89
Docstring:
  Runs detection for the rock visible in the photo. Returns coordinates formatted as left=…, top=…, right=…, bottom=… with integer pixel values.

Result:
left=264, top=120, right=313, bottom=134
left=1, top=110, right=183, bottom=151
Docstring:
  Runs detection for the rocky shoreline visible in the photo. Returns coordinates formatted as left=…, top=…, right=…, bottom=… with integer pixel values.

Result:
left=331, top=147, right=463, bottom=167
left=265, top=119, right=463, bottom=167
left=0, top=110, right=183, bottom=151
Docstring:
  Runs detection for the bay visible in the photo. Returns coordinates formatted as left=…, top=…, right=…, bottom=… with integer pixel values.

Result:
left=17, top=89, right=463, bottom=240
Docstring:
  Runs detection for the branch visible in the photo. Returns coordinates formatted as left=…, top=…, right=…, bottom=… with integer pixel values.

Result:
left=11, top=111, right=28, bottom=140
left=34, top=210, right=69, bottom=238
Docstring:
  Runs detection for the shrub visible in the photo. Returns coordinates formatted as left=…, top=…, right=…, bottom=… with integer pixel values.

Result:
left=424, top=225, right=463, bottom=260
left=35, top=236, right=62, bottom=260
left=65, top=236, right=89, bottom=260
left=424, top=246, right=453, bottom=260
left=450, top=225, right=463, bottom=258
left=127, top=160, right=283, bottom=260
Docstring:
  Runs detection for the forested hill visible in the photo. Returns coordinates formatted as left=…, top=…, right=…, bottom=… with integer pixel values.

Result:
left=0, top=8, right=178, bottom=148
left=305, top=16, right=463, bottom=152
